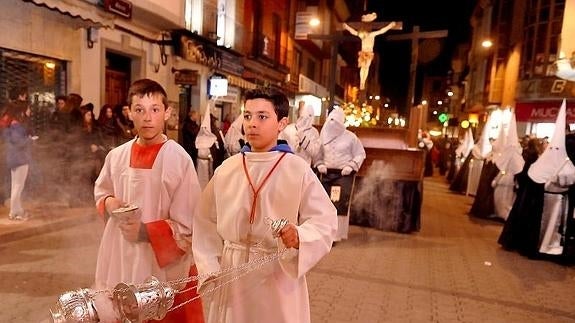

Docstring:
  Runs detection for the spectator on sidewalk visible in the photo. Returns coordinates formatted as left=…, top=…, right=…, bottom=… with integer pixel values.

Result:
left=2, top=102, right=34, bottom=221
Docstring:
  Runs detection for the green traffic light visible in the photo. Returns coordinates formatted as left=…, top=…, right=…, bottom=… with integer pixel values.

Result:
left=438, top=113, right=449, bottom=123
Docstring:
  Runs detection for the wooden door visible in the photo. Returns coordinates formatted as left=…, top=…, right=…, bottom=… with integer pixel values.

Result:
left=105, top=68, right=129, bottom=106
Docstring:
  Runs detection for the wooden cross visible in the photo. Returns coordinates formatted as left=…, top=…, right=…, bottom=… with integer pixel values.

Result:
left=386, top=25, right=448, bottom=110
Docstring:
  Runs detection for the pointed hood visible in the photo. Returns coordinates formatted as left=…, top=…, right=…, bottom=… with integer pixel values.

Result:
left=229, top=112, right=243, bottom=133
left=296, top=104, right=315, bottom=131
left=195, top=101, right=217, bottom=149
left=528, top=99, right=575, bottom=188
left=492, top=111, right=525, bottom=175
left=224, top=113, right=245, bottom=154
left=320, top=107, right=346, bottom=144
left=455, top=127, right=474, bottom=157
left=490, top=109, right=511, bottom=153
left=471, top=113, right=495, bottom=159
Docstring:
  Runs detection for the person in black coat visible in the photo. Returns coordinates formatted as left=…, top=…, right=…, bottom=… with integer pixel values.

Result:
left=181, top=110, right=200, bottom=166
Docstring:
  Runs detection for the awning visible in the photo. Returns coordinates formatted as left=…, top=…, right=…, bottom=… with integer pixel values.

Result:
left=515, top=100, right=575, bottom=123
left=226, top=74, right=257, bottom=90
left=26, top=0, right=115, bottom=28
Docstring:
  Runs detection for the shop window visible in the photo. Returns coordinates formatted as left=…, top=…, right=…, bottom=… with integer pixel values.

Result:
left=0, top=48, right=66, bottom=136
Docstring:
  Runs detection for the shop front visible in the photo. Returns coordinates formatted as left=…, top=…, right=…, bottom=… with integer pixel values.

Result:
left=515, top=78, right=575, bottom=137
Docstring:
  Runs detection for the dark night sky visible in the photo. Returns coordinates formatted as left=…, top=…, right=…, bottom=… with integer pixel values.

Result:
left=344, top=0, right=476, bottom=115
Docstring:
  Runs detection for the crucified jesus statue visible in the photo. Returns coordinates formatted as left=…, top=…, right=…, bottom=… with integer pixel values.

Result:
left=343, top=12, right=396, bottom=90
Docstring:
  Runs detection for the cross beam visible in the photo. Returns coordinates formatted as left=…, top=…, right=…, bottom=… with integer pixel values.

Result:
left=387, top=26, right=448, bottom=110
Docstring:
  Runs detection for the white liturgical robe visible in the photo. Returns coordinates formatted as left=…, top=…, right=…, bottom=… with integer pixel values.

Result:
left=193, top=151, right=337, bottom=323
left=94, top=139, right=201, bottom=290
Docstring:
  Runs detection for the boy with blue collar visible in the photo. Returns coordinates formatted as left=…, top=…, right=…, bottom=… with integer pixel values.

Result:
left=192, top=88, right=337, bottom=323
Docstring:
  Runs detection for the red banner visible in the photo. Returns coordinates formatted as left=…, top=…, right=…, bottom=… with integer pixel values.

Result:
left=515, top=100, right=575, bottom=123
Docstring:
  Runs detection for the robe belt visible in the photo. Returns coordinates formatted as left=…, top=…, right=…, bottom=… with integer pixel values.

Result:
left=197, top=156, right=212, bottom=160
left=224, top=240, right=277, bottom=254
left=543, top=190, right=568, bottom=195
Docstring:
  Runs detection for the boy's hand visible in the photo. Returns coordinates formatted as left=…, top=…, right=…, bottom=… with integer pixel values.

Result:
left=119, top=219, right=142, bottom=242
left=105, top=197, right=124, bottom=215
left=279, top=223, right=299, bottom=249
left=317, top=165, right=327, bottom=174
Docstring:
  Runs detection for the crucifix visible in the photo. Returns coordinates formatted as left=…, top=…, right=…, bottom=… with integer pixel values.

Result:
left=342, top=12, right=402, bottom=91
left=306, top=31, right=357, bottom=120
left=308, top=13, right=402, bottom=120
left=386, top=25, right=448, bottom=110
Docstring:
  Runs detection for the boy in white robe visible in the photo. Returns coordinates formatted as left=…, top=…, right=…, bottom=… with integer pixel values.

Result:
left=192, top=88, right=337, bottom=323
left=93, top=79, right=204, bottom=322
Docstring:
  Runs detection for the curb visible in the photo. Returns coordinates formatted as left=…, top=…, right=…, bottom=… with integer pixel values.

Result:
left=0, top=209, right=97, bottom=244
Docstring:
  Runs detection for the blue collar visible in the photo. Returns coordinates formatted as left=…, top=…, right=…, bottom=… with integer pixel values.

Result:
left=241, top=140, right=293, bottom=154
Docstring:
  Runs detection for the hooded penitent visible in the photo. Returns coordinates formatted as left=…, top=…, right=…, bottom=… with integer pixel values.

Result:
left=456, top=127, right=474, bottom=159
left=467, top=110, right=500, bottom=196
left=528, top=99, right=575, bottom=255
left=296, top=105, right=315, bottom=131
left=195, top=102, right=218, bottom=189
left=224, top=113, right=244, bottom=156
left=491, top=111, right=525, bottom=220
left=528, top=99, right=575, bottom=190
left=320, top=107, right=346, bottom=145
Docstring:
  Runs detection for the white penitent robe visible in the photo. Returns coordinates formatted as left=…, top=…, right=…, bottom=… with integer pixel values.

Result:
left=539, top=192, right=569, bottom=255
left=279, top=123, right=321, bottom=165
left=193, top=151, right=337, bottom=323
left=467, top=157, right=485, bottom=197
left=94, top=139, right=201, bottom=290
left=492, top=172, right=516, bottom=220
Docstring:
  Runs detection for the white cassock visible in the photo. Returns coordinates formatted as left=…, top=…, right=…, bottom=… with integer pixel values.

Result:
left=93, top=138, right=201, bottom=287
left=193, top=151, right=337, bottom=323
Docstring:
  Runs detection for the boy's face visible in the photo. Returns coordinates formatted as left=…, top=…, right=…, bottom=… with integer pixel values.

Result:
left=243, top=98, right=287, bottom=152
left=130, top=93, right=171, bottom=146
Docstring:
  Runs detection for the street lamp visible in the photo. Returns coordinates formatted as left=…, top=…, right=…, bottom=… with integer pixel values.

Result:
left=309, top=17, right=320, bottom=27
left=481, top=39, right=493, bottom=48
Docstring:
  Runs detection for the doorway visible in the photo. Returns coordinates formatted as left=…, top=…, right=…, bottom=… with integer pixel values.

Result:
left=105, top=52, right=131, bottom=107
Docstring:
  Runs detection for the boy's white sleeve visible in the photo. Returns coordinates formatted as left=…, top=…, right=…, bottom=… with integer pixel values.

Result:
left=192, top=178, right=224, bottom=282
left=279, top=170, right=337, bottom=278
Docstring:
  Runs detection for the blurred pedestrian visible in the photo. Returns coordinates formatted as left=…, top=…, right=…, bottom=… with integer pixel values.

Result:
left=2, top=102, right=34, bottom=220
left=182, top=109, right=200, bottom=166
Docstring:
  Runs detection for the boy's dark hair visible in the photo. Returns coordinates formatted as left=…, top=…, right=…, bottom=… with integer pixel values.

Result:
left=244, top=88, right=289, bottom=120
left=127, top=78, right=169, bottom=109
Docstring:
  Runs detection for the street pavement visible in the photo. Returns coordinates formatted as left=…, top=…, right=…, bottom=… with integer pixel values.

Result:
left=0, top=174, right=574, bottom=322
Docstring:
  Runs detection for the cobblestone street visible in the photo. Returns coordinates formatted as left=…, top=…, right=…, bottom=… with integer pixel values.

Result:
left=0, top=175, right=574, bottom=322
